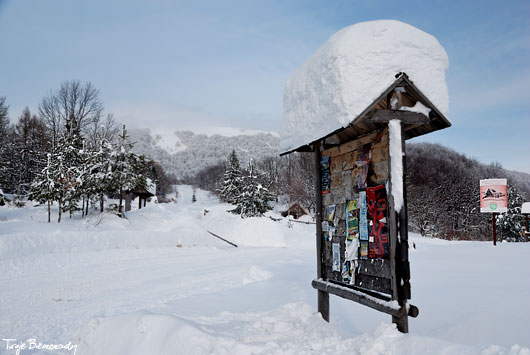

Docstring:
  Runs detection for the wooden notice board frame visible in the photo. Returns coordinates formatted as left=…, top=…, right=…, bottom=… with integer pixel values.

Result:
left=280, top=73, right=451, bottom=334
left=311, top=120, right=417, bottom=333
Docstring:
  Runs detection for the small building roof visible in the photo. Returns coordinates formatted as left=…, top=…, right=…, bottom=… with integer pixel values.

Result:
left=522, top=202, right=530, bottom=215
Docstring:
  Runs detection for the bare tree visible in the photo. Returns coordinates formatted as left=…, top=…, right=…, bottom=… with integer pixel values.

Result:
left=85, top=112, right=119, bottom=148
left=39, top=80, right=104, bottom=150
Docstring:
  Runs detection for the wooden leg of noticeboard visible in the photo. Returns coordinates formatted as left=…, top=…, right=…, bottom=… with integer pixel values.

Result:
left=318, top=290, right=329, bottom=322
left=314, top=141, right=330, bottom=322
left=392, top=308, right=408, bottom=333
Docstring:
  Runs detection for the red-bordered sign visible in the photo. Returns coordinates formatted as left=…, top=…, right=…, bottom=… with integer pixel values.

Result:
left=480, top=179, right=507, bottom=213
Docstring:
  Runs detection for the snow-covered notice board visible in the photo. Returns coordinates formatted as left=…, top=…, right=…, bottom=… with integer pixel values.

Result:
left=280, top=20, right=452, bottom=334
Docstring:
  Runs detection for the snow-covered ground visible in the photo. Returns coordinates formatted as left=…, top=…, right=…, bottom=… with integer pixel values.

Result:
left=0, top=186, right=529, bottom=355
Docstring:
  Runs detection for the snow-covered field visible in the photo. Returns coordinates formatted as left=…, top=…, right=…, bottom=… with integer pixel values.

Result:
left=0, top=186, right=529, bottom=355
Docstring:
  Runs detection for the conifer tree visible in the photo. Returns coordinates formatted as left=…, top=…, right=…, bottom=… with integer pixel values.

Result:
left=29, top=154, right=56, bottom=222
left=58, top=122, right=84, bottom=219
left=90, top=129, right=114, bottom=213
left=111, top=125, right=147, bottom=215
left=497, top=185, right=526, bottom=241
left=219, top=150, right=243, bottom=204
left=230, top=159, right=274, bottom=218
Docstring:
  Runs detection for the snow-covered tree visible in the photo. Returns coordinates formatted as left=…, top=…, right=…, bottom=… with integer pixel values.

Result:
left=57, top=128, right=84, bottom=219
left=111, top=125, right=148, bottom=215
left=497, top=185, right=526, bottom=242
left=219, top=150, right=243, bottom=204
left=230, top=159, right=273, bottom=218
left=29, top=154, right=56, bottom=222
left=90, top=130, right=114, bottom=212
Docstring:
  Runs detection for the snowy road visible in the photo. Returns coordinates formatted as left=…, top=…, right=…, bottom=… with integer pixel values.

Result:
left=1, top=186, right=529, bottom=354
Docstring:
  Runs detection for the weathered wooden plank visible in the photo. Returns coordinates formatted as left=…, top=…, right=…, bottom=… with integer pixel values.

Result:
left=330, top=156, right=342, bottom=173
left=357, top=259, right=392, bottom=279
left=370, top=145, right=388, bottom=163
left=399, top=123, right=411, bottom=301
left=370, top=161, right=389, bottom=183
left=355, top=273, right=392, bottom=295
left=314, top=141, right=330, bottom=322
left=368, top=109, right=429, bottom=124
left=330, top=188, right=346, bottom=204
left=330, top=172, right=343, bottom=188
left=312, top=279, right=417, bottom=317
left=322, top=146, right=340, bottom=158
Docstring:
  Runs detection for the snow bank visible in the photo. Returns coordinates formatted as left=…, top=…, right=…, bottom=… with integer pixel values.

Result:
left=202, top=206, right=314, bottom=248
left=0, top=202, right=218, bottom=260
left=242, top=265, right=273, bottom=285
left=281, top=20, right=449, bottom=152
left=76, top=302, right=524, bottom=355
left=522, top=202, right=530, bottom=214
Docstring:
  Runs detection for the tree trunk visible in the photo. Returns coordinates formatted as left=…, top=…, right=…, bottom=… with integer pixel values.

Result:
left=125, top=193, right=131, bottom=212
left=119, top=186, right=123, bottom=216
left=58, top=199, right=62, bottom=223
left=82, top=197, right=85, bottom=217
left=47, top=200, right=51, bottom=223
left=100, top=193, right=104, bottom=213
left=86, top=197, right=89, bottom=216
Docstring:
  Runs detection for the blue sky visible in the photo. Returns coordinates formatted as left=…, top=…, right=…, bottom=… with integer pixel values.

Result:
left=0, top=0, right=529, bottom=173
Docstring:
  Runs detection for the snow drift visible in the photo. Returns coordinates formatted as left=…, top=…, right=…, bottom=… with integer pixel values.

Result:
left=281, top=20, right=449, bottom=152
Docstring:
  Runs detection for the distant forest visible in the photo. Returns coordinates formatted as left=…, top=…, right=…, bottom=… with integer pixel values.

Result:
left=406, top=142, right=528, bottom=241
left=190, top=142, right=529, bottom=242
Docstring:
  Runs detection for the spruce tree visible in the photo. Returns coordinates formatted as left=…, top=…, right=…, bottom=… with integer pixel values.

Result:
left=90, top=130, right=114, bottom=212
left=219, top=150, right=242, bottom=204
left=29, top=154, right=56, bottom=222
left=111, top=125, right=147, bottom=215
left=497, top=185, right=526, bottom=241
left=58, top=129, right=84, bottom=219
left=230, top=159, right=273, bottom=218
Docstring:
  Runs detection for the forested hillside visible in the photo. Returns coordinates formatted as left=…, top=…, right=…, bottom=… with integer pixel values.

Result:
left=406, top=142, right=529, bottom=241
left=179, top=140, right=530, bottom=242
left=129, top=129, right=280, bottom=180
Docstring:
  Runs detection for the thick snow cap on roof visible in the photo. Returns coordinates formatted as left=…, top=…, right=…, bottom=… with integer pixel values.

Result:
left=280, top=20, right=449, bottom=153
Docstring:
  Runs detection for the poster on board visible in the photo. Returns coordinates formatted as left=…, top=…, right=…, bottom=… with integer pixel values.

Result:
left=480, top=179, right=507, bottom=213
left=320, top=155, right=331, bottom=194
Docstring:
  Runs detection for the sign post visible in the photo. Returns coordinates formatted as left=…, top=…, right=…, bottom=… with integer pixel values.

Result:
left=480, top=179, right=508, bottom=246
left=492, top=213, right=497, bottom=246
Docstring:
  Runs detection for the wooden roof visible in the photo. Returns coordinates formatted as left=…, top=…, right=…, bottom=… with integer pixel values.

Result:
left=280, top=73, right=451, bottom=156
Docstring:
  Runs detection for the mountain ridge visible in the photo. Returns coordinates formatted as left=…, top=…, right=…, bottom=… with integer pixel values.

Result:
left=129, top=128, right=280, bottom=179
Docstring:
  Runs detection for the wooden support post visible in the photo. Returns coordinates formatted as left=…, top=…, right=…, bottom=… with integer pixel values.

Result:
left=492, top=213, right=497, bottom=246
left=138, top=196, right=142, bottom=209
left=388, top=120, right=409, bottom=333
left=520, top=215, right=530, bottom=243
left=314, top=141, right=329, bottom=322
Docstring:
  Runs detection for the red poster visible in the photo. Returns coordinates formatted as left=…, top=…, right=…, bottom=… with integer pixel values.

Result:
left=366, top=185, right=389, bottom=259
